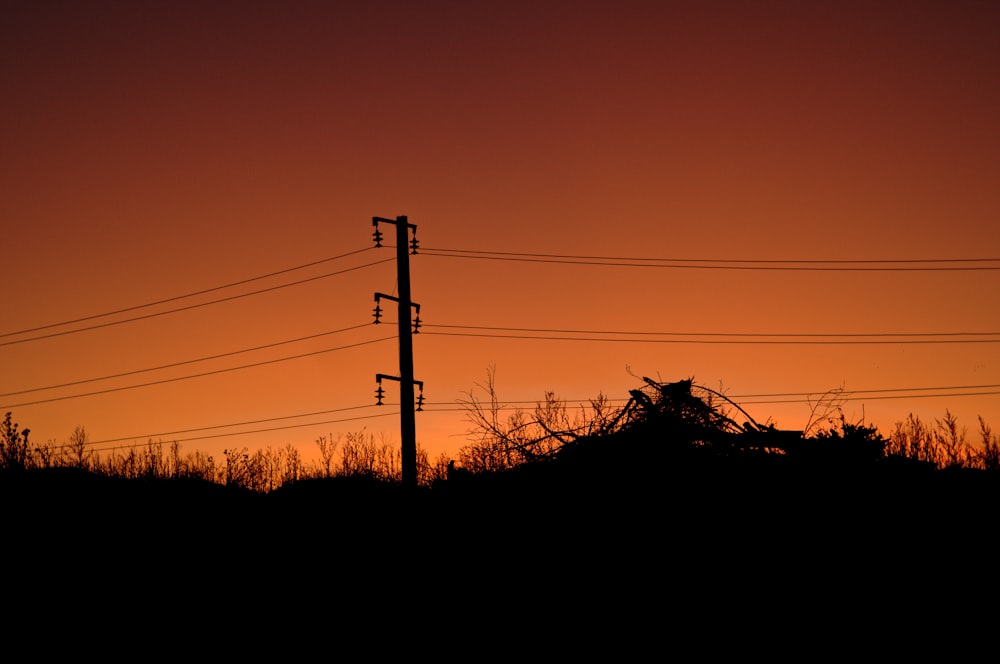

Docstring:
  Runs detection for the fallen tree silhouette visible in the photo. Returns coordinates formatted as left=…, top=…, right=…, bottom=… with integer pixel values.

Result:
left=448, top=374, right=959, bottom=522
left=457, top=375, right=814, bottom=477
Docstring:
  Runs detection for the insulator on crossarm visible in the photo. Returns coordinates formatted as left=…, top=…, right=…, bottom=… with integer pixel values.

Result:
left=416, top=390, right=425, bottom=412
left=372, top=303, right=382, bottom=324
left=375, top=385, right=385, bottom=406
left=372, top=227, right=384, bottom=248
left=412, top=314, right=421, bottom=334
left=409, top=233, right=419, bottom=255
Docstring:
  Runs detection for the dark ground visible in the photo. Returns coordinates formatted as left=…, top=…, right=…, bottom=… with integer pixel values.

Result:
left=4, top=453, right=996, bottom=653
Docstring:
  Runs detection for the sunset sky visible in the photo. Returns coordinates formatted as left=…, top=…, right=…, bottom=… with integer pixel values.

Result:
left=2, top=0, right=998, bottom=466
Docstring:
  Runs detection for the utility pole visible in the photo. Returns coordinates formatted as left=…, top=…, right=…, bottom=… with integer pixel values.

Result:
left=371, top=215, right=423, bottom=488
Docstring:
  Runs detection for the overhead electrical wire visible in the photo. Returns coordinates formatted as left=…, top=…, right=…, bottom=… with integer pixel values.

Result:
left=86, top=410, right=401, bottom=453
left=726, top=385, right=1000, bottom=405
left=77, top=380, right=999, bottom=446
left=426, top=381, right=1000, bottom=406
left=422, top=327, right=1000, bottom=345
left=418, top=392, right=1000, bottom=416
left=420, top=247, right=1000, bottom=271
left=422, top=382, right=1000, bottom=410
left=0, top=323, right=373, bottom=398
left=81, top=387, right=1000, bottom=453
left=1, top=254, right=392, bottom=347
left=10, top=241, right=997, bottom=450
left=78, top=403, right=392, bottom=449
left=713, top=384, right=1000, bottom=399
left=736, top=390, right=1000, bottom=405
left=1, top=246, right=375, bottom=339
left=44, top=379, right=1000, bottom=453
left=424, top=323, right=999, bottom=339
left=0, top=335, right=395, bottom=409
left=419, top=392, right=1000, bottom=421
left=422, top=246, right=1000, bottom=264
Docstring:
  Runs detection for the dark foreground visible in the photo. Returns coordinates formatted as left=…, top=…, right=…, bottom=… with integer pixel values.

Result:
left=5, top=451, right=998, bottom=653
left=6, top=448, right=997, bottom=567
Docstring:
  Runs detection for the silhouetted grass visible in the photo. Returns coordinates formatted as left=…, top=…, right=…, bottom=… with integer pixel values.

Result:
left=3, top=376, right=999, bottom=555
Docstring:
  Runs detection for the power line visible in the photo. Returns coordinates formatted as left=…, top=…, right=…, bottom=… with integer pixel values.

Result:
left=420, top=389, right=1000, bottom=417
left=1, top=246, right=375, bottom=339
left=732, top=384, right=1000, bottom=398
left=0, top=335, right=395, bottom=409
left=0, top=256, right=394, bottom=347
left=1, top=323, right=372, bottom=398
left=422, top=382, right=1000, bottom=410
left=77, top=386, right=1000, bottom=454
left=86, top=411, right=401, bottom=453
left=79, top=403, right=387, bottom=448
left=422, top=330, right=1000, bottom=345
left=420, top=392, right=1000, bottom=416
left=423, top=246, right=1000, bottom=264
left=50, top=380, right=1000, bottom=452
left=424, top=323, right=1000, bottom=341
left=421, top=247, right=1000, bottom=271
left=738, top=390, right=1000, bottom=405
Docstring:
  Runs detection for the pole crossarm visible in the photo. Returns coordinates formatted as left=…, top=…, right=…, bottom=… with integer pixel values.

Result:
left=375, top=372, right=425, bottom=406
left=372, top=293, right=421, bottom=331
left=375, top=373, right=424, bottom=390
left=372, top=216, right=419, bottom=253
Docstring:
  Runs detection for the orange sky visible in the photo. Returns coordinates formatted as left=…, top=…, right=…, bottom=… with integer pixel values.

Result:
left=2, top=1, right=998, bottom=466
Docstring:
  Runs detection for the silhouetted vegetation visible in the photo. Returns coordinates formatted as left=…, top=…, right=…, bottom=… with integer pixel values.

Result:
left=454, top=372, right=1000, bottom=478
left=7, top=372, right=1000, bottom=625
left=4, top=375, right=999, bottom=542
left=4, top=374, right=999, bottom=491
left=1, top=420, right=447, bottom=489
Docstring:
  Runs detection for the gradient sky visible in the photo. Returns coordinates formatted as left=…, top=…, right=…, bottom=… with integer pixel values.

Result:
left=2, top=0, right=998, bottom=465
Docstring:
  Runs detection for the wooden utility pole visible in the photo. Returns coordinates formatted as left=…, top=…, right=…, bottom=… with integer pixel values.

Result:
left=372, top=215, right=422, bottom=488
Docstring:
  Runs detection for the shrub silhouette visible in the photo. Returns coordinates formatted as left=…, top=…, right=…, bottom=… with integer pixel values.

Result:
left=800, top=415, right=886, bottom=464
left=1, top=411, right=30, bottom=470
